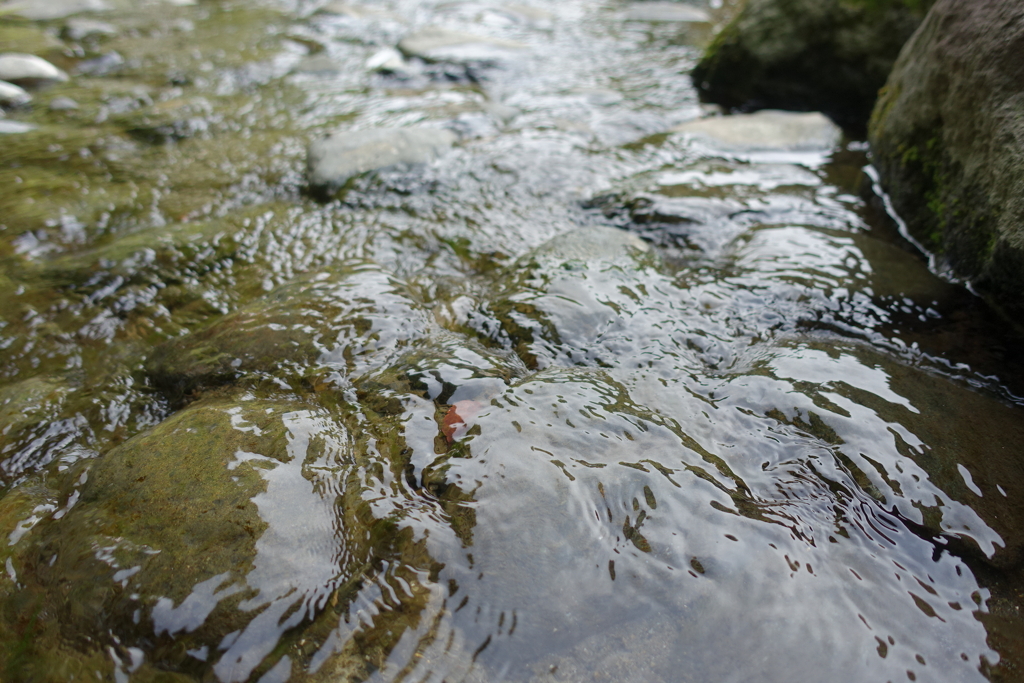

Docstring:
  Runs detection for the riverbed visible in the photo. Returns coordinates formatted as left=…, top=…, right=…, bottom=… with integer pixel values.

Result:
left=1, top=0, right=1023, bottom=681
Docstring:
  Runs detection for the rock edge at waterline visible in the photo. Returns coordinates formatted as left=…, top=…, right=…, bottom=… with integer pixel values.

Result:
left=869, top=0, right=1024, bottom=319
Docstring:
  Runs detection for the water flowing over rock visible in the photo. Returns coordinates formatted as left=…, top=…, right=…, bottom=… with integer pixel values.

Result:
left=691, top=0, right=932, bottom=130
left=869, top=0, right=1024, bottom=319
left=1, top=0, right=1024, bottom=679
left=672, top=110, right=842, bottom=153
left=307, top=126, right=457, bottom=196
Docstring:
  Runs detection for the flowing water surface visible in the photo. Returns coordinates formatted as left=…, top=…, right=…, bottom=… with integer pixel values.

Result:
left=2, top=1, right=1024, bottom=681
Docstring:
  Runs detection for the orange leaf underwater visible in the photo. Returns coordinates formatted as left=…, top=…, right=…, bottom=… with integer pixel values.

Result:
left=442, top=399, right=483, bottom=444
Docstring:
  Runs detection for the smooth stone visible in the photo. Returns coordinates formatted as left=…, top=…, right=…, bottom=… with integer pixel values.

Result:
left=0, top=79, right=31, bottom=106
left=398, top=27, right=528, bottom=64
left=0, top=120, right=36, bottom=133
left=0, top=0, right=111, bottom=20
left=671, top=110, right=841, bottom=152
left=0, top=53, right=69, bottom=86
left=624, top=2, right=711, bottom=22
left=366, top=47, right=408, bottom=73
left=48, top=95, right=79, bottom=110
left=307, top=126, right=457, bottom=192
left=531, top=226, right=650, bottom=264
left=690, top=0, right=928, bottom=130
left=62, top=17, right=117, bottom=41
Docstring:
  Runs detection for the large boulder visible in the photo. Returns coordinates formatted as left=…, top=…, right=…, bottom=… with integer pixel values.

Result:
left=868, top=0, right=1024, bottom=319
left=691, top=0, right=932, bottom=130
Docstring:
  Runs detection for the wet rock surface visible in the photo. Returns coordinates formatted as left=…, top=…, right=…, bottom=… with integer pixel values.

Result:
left=671, top=109, right=842, bottom=152
left=869, top=0, right=1024, bottom=320
left=0, top=0, right=112, bottom=21
left=0, top=79, right=30, bottom=106
left=307, top=126, right=457, bottom=196
left=692, top=0, right=932, bottom=130
left=624, top=2, right=710, bottom=23
left=0, top=0, right=1023, bottom=681
left=0, top=53, right=68, bottom=86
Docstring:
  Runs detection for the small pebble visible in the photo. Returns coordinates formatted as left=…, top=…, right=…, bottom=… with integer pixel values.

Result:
left=0, top=79, right=32, bottom=107
left=0, top=0, right=111, bottom=21
left=366, top=47, right=407, bottom=73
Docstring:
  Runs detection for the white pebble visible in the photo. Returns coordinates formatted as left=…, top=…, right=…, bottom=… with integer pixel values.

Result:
left=0, top=53, right=69, bottom=86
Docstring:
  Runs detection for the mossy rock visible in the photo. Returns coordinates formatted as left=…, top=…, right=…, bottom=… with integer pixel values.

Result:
left=146, top=262, right=433, bottom=400
left=868, top=0, right=1024, bottom=320
left=692, top=0, right=932, bottom=131
left=0, top=391, right=437, bottom=680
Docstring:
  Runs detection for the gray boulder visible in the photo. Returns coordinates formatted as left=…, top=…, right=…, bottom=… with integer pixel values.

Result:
left=307, top=126, right=456, bottom=195
left=691, top=0, right=932, bottom=131
left=869, top=0, right=1024, bottom=318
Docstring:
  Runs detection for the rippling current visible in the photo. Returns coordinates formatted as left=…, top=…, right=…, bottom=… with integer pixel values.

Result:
left=1, top=0, right=1024, bottom=681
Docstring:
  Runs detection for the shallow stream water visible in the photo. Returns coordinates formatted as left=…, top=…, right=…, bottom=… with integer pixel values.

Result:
left=2, top=1, right=1024, bottom=681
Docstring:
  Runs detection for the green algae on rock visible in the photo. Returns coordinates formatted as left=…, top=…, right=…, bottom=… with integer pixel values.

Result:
left=146, top=262, right=433, bottom=399
left=692, top=0, right=932, bottom=130
left=0, top=392, right=442, bottom=681
left=868, top=0, right=1024, bottom=320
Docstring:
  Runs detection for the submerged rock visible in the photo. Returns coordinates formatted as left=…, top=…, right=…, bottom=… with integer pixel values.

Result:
left=624, top=2, right=710, bottom=23
left=672, top=110, right=841, bottom=153
left=365, top=46, right=409, bottom=73
left=146, top=263, right=432, bottom=399
left=398, top=27, right=528, bottom=65
left=113, top=97, right=214, bottom=143
left=306, top=126, right=457, bottom=195
left=691, top=0, right=932, bottom=130
left=481, top=226, right=660, bottom=369
left=0, top=393, right=436, bottom=681
left=869, top=0, right=1024, bottom=318
left=0, top=53, right=69, bottom=87
left=0, top=79, right=30, bottom=106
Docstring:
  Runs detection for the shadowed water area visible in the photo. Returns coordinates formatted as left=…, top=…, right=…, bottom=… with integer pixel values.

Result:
left=1, top=0, right=1024, bottom=681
